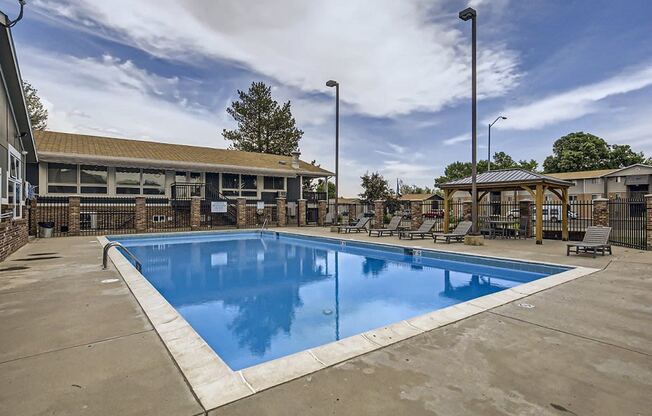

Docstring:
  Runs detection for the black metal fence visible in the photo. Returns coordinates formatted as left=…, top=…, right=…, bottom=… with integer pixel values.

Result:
left=33, top=196, right=69, bottom=237
left=529, top=201, right=594, bottom=241
left=608, top=198, right=647, bottom=249
left=79, top=196, right=137, bottom=236
left=200, top=200, right=237, bottom=228
left=146, top=198, right=191, bottom=232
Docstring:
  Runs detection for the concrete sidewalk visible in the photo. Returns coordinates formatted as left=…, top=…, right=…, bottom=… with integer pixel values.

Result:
left=1, top=232, right=651, bottom=415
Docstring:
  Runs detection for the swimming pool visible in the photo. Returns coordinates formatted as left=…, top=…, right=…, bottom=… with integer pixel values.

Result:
left=112, top=231, right=570, bottom=371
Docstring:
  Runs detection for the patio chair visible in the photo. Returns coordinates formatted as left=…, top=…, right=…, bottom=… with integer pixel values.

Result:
left=349, top=212, right=364, bottom=225
left=567, top=226, right=612, bottom=258
left=336, top=216, right=370, bottom=233
left=433, top=221, right=472, bottom=244
left=368, top=215, right=403, bottom=237
left=399, top=218, right=437, bottom=239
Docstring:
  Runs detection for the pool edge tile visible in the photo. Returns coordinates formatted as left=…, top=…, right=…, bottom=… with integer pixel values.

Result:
left=240, top=350, right=325, bottom=392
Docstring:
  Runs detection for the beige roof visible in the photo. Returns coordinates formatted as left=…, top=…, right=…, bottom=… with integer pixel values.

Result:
left=398, top=193, right=440, bottom=201
left=546, top=169, right=619, bottom=180
left=34, top=131, right=333, bottom=177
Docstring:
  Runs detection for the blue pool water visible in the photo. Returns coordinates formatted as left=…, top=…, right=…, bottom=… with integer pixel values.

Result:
left=113, top=232, right=568, bottom=370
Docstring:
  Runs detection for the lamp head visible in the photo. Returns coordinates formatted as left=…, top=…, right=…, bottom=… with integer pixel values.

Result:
left=500, top=116, right=507, bottom=120
left=458, top=7, right=476, bottom=21
left=326, top=80, right=338, bottom=88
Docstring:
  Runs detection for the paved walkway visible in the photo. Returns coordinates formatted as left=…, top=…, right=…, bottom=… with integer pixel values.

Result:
left=1, top=230, right=651, bottom=415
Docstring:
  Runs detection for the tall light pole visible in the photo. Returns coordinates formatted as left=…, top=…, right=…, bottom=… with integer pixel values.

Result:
left=459, top=7, right=478, bottom=235
left=487, top=116, right=507, bottom=171
left=326, top=80, right=340, bottom=225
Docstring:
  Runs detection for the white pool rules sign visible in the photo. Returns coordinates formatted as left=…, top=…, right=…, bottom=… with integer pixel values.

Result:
left=211, top=201, right=227, bottom=213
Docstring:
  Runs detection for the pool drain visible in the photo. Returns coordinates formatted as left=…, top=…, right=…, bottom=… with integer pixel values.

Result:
left=322, top=309, right=333, bottom=315
left=517, top=303, right=535, bottom=309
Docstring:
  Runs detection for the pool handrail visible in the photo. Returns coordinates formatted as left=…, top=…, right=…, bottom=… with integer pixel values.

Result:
left=102, top=241, right=142, bottom=272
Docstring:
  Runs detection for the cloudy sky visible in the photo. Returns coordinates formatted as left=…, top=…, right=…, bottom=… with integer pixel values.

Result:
left=3, top=0, right=652, bottom=195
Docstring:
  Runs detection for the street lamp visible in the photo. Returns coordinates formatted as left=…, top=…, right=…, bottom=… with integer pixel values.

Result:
left=326, top=80, right=340, bottom=225
left=459, top=7, right=479, bottom=235
left=0, top=0, right=27, bottom=28
left=487, top=116, right=507, bottom=171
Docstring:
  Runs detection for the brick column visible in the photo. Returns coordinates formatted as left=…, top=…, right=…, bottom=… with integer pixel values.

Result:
left=462, top=201, right=472, bottom=221
left=374, top=200, right=384, bottom=228
left=276, top=197, right=286, bottom=227
left=297, top=199, right=307, bottom=227
left=646, top=195, right=652, bottom=251
left=519, top=199, right=532, bottom=237
left=592, top=198, right=609, bottom=227
left=191, top=196, right=201, bottom=230
left=318, top=200, right=327, bottom=226
left=29, top=197, right=38, bottom=236
left=410, top=201, right=423, bottom=230
left=236, top=198, right=247, bottom=228
left=68, top=196, right=80, bottom=236
left=135, top=196, right=146, bottom=233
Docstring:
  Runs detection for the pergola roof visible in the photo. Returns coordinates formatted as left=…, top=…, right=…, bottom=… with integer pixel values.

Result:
left=440, top=169, right=573, bottom=190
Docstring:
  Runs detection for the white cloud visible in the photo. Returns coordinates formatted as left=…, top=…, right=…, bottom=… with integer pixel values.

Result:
left=443, top=133, right=470, bottom=145
left=496, top=64, right=652, bottom=130
left=20, top=49, right=229, bottom=146
left=31, top=0, right=521, bottom=118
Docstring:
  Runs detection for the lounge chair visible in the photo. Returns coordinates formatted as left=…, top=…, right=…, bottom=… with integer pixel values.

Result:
left=337, top=217, right=370, bottom=233
left=349, top=212, right=364, bottom=225
left=368, top=215, right=403, bottom=237
left=567, top=226, right=612, bottom=258
left=433, top=221, right=472, bottom=244
left=399, top=218, right=437, bottom=239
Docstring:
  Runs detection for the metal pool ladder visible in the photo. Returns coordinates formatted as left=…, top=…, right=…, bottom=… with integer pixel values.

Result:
left=259, top=218, right=269, bottom=235
left=102, top=242, right=142, bottom=272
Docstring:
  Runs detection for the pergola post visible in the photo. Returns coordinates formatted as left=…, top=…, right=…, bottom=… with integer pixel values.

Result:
left=535, top=184, right=544, bottom=244
left=561, top=187, right=569, bottom=241
left=443, top=189, right=450, bottom=233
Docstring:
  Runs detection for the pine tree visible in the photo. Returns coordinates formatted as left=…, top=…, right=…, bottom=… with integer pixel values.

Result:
left=23, top=81, right=48, bottom=130
left=222, top=82, right=303, bottom=156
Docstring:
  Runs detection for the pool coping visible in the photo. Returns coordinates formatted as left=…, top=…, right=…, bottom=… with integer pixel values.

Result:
left=98, top=231, right=600, bottom=411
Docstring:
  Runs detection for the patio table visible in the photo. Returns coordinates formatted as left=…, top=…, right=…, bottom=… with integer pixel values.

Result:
left=488, top=220, right=519, bottom=239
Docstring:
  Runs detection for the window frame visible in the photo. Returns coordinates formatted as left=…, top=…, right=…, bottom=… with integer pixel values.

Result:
left=7, top=145, right=24, bottom=218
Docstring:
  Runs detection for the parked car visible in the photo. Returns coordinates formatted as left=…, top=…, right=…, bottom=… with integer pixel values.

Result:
left=507, top=209, right=520, bottom=219
left=532, top=205, right=578, bottom=222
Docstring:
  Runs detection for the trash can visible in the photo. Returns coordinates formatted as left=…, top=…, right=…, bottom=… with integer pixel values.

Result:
left=38, top=222, right=54, bottom=238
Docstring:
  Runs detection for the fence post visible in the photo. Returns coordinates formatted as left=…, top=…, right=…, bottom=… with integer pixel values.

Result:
left=29, top=197, right=38, bottom=236
left=646, top=194, right=652, bottom=251
left=374, top=200, right=384, bottom=228
left=318, top=200, right=327, bottom=226
left=236, top=198, right=247, bottom=228
left=68, top=196, right=80, bottom=236
left=519, top=199, right=532, bottom=238
left=592, top=198, right=609, bottom=227
left=276, top=197, right=286, bottom=227
left=297, top=199, right=307, bottom=227
left=190, top=196, right=201, bottom=230
left=135, top=196, right=146, bottom=233
left=410, top=201, right=423, bottom=230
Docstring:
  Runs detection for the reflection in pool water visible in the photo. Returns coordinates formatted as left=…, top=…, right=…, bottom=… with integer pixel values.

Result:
left=117, top=233, right=554, bottom=370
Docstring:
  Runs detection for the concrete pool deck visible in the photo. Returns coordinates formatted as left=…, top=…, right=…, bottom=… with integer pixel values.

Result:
left=1, top=230, right=651, bottom=415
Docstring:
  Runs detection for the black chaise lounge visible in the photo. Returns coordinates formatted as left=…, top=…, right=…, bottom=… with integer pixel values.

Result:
left=433, top=221, right=472, bottom=244
left=337, top=217, right=370, bottom=233
left=399, top=218, right=437, bottom=239
left=368, top=215, right=403, bottom=237
left=567, top=226, right=612, bottom=258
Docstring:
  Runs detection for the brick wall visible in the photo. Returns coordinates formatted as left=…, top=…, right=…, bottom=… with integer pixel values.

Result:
left=0, top=219, right=28, bottom=262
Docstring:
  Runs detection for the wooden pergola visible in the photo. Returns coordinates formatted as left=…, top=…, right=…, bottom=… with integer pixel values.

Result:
left=439, top=169, right=574, bottom=244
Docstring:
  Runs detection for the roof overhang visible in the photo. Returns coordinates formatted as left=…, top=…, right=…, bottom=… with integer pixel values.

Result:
left=440, top=179, right=573, bottom=191
left=37, top=151, right=329, bottom=177
left=0, top=15, right=36, bottom=162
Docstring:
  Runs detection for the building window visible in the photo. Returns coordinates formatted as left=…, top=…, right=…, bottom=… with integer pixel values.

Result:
left=7, top=146, right=24, bottom=218
left=116, top=167, right=141, bottom=194
left=175, top=171, right=187, bottom=183
left=222, top=173, right=239, bottom=189
left=241, top=174, right=257, bottom=190
left=142, top=169, right=165, bottom=195
left=189, top=172, right=202, bottom=183
left=591, top=178, right=602, bottom=184
left=47, top=163, right=78, bottom=194
left=80, top=165, right=107, bottom=194
left=569, top=195, right=578, bottom=202
left=264, top=176, right=285, bottom=190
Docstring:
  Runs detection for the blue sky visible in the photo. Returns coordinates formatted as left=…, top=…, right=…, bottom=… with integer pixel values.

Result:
left=3, top=0, right=652, bottom=195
